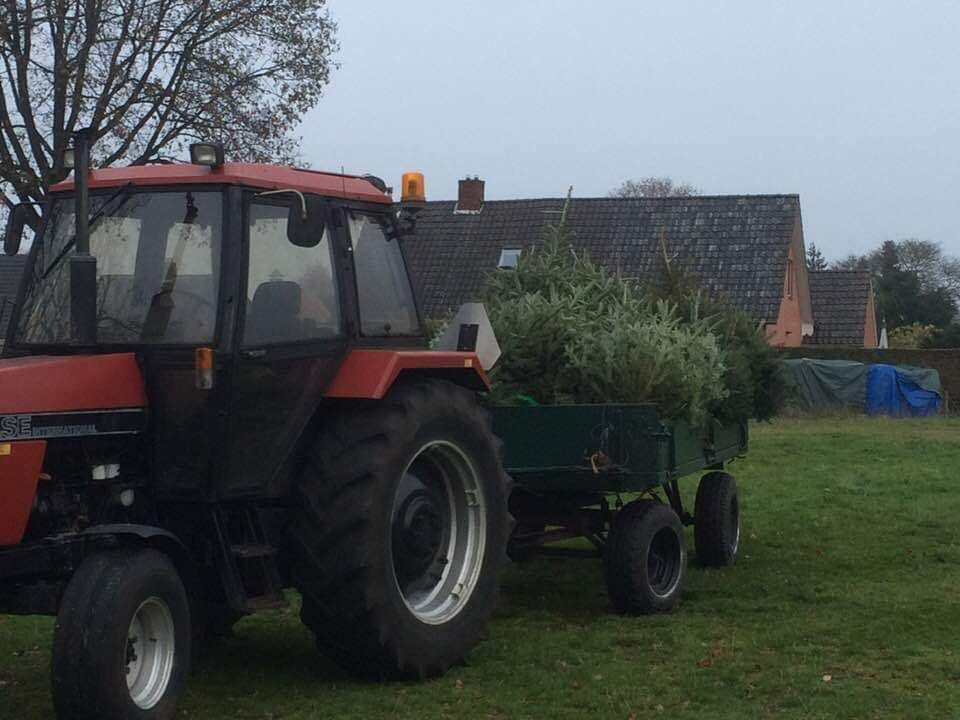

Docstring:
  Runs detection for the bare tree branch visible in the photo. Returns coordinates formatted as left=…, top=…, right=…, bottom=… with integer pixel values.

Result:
left=609, top=177, right=701, bottom=198
left=0, top=0, right=339, bottom=206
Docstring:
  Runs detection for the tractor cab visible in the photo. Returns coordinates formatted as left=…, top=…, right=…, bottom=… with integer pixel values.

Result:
left=0, top=133, right=506, bottom=720
left=1, top=138, right=440, bottom=505
left=6, top=141, right=422, bottom=352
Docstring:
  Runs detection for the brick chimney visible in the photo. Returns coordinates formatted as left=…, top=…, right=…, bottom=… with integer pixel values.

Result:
left=455, top=176, right=484, bottom=214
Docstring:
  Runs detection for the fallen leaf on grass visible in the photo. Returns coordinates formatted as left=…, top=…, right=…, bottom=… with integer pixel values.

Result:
left=697, top=658, right=713, bottom=668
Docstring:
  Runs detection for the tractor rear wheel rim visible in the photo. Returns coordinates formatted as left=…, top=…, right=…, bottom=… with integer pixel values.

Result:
left=126, top=596, right=176, bottom=710
left=392, top=440, right=486, bottom=625
left=647, top=526, right=682, bottom=598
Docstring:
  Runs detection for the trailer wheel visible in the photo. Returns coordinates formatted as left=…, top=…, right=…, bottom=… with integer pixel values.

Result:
left=694, top=471, right=740, bottom=567
left=52, top=549, right=191, bottom=720
left=604, top=500, right=687, bottom=614
left=291, top=379, right=510, bottom=678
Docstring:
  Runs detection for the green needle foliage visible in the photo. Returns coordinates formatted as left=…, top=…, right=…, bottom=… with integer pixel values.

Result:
left=646, top=241, right=789, bottom=423
left=480, top=207, right=787, bottom=426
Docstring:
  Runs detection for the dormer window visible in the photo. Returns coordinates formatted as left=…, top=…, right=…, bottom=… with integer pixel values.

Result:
left=498, top=248, right=521, bottom=269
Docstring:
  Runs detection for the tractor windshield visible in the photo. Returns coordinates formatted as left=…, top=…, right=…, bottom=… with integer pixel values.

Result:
left=14, top=190, right=222, bottom=345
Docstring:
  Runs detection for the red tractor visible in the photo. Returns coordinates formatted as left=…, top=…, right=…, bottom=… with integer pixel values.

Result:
left=0, top=130, right=510, bottom=720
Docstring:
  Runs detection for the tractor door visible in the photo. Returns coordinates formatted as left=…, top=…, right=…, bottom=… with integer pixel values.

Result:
left=222, top=194, right=349, bottom=498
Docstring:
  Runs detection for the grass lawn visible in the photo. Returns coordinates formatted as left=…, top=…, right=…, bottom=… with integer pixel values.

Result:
left=2, top=416, right=959, bottom=719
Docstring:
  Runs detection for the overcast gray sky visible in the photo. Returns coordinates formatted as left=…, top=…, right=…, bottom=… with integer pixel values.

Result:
left=301, top=1, right=959, bottom=261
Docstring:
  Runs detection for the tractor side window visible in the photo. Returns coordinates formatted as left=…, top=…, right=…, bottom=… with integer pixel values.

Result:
left=244, top=202, right=341, bottom=346
left=347, top=212, right=419, bottom=336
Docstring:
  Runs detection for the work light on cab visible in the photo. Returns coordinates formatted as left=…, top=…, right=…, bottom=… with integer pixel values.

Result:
left=189, top=142, right=225, bottom=168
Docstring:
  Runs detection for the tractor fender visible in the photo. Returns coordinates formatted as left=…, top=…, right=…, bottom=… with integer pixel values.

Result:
left=325, top=349, right=490, bottom=399
left=81, top=524, right=195, bottom=586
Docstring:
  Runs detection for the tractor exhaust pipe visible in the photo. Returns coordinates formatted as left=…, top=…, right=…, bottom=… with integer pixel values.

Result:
left=70, top=128, right=97, bottom=344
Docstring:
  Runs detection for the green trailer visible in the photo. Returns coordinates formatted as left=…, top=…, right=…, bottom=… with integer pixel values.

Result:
left=491, top=403, right=748, bottom=614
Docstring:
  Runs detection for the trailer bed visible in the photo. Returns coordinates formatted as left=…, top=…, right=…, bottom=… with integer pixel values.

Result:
left=491, top=403, right=747, bottom=494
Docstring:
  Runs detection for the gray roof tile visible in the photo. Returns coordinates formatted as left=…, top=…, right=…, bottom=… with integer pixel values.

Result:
left=804, top=270, right=872, bottom=346
left=405, top=194, right=801, bottom=322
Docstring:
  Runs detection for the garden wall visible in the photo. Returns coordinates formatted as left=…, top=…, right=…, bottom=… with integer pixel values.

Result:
left=780, top=347, right=960, bottom=413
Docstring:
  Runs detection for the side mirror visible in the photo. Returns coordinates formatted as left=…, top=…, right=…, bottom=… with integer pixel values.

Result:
left=286, top=195, right=329, bottom=248
left=4, top=203, right=30, bottom=255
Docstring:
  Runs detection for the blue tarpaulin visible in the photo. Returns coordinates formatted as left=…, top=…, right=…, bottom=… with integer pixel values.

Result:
left=865, top=364, right=942, bottom=417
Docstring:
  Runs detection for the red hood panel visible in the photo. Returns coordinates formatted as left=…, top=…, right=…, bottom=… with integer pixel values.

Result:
left=0, top=440, right=45, bottom=546
left=0, top=353, right=147, bottom=414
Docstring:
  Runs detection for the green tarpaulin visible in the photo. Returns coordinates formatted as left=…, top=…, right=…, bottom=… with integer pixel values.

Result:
left=784, top=358, right=942, bottom=412
left=784, top=359, right=868, bottom=410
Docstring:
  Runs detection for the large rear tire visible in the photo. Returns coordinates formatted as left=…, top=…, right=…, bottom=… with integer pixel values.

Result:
left=291, top=379, right=510, bottom=678
left=51, top=549, right=191, bottom=720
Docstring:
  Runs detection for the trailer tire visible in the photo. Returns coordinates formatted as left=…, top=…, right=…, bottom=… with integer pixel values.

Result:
left=52, top=549, right=191, bottom=720
left=694, top=471, right=740, bottom=567
left=605, top=500, right=686, bottom=614
left=291, top=379, right=511, bottom=679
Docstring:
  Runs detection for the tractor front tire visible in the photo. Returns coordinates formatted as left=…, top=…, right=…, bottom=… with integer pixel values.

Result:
left=52, top=549, right=191, bottom=720
left=604, top=500, right=687, bottom=614
left=291, top=379, right=510, bottom=679
left=694, top=471, right=741, bottom=567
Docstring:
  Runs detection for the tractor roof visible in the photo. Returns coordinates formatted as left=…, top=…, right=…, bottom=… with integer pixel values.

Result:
left=48, top=162, right=392, bottom=205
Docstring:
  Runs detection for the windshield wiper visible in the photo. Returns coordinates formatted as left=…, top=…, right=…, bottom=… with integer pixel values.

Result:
left=40, top=182, right=136, bottom=280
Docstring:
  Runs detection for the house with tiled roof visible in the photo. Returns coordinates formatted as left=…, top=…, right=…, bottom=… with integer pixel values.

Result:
left=803, top=270, right=878, bottom=347
left=406, top=179, right=815, bottom=347
left=0, top=255, right=26, bottom=345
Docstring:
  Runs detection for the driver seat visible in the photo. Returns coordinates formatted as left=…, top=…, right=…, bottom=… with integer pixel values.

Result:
left=247, top=280, right=303, bottom=344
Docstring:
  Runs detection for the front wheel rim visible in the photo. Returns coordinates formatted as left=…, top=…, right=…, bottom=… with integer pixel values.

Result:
left=126, top=597, right=176, bottom=710
left=391, top=440, right=487, bottom=625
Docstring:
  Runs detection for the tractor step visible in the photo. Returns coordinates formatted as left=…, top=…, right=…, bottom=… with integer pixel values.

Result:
left=212, top=508, right=285, bottom=613
left=243, top=594, right=289, bottom=612
left=231, top=543, right=278, bottom=559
